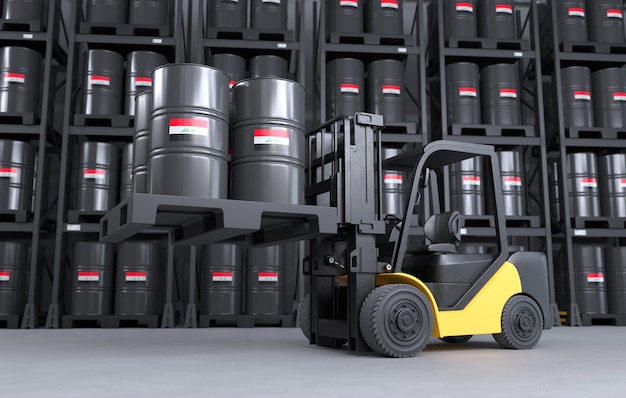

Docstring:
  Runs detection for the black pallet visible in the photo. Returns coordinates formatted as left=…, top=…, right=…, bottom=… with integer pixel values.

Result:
left=0, top=209, right=30, bottom=223
left=198, top=314, right=294, bottom=328
left=62, top=315, right=160, bottom=328
left=67, top=210, right=107, bottom=224
left=560, top=41, right=626, bottom=55
left=505, top=215, right=541, bottom=228
left=74, top=114, right=134, bottom=128
left=0, top=315, right=20, bottom=329
left=450, top=124, right=536, bottom=138
left=382, top=122, right=417, bottom=135
left=570, top=217, right=626, bottom=229
left=461, top=215, right=495, bottom=228
left=79, top=22, right=170, bottom=37
left=0, top=112, right=37, bottom=125
left=565, top=127, right=626, bottom=140
left=446, top=37, right=529, bottom=51
left=0, top=19, right=43, bottom=32
left=581, top=313, right=626, bottom=326
left=206, top=27, right=294, bottom=42
left=328, top=31, right=413, bottom=46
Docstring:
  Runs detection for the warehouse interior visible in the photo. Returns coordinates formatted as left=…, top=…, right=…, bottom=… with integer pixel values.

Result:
left=1, top=0, right=626, bottom=395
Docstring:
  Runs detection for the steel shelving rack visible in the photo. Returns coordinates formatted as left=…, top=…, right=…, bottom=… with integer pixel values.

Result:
left=543, top=0, right=626, bottom=326
left=315, top=0, right=427, bottom=147
left=428, top=1, right=558, bottom=325
left=0, top=0, right=65, bottom=329
left=182, top=0, right=306, bottom=329
left=44, top=0, right=185, bottom=329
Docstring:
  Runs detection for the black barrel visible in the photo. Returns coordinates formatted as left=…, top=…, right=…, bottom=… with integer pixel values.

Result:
left=245, top=245, right=286, bottom=315
left=119, top=143, right=133, bottom=202
left=250, top=0, right=288, bottom=31
left=556, top=1, right=588, bottom=43
left=132, top=91, right=150, bottom=194
left=366, top=59, right=405, bottom=123
left=0, top=242, right=29, bottom=316
left=327, top=0, right=364, bottom=35
left=498, top=150, right=525, bottom=216
left=445, top=62, right=480, bottom=125
left=604, top=247, right=626, bottom=314
left=567, top=152, right=600, bottom=217
left=70, top=242, right=115, bottom=316
left=478, top=0, right=515, bottom=39
left=327, top=58, right=365, bottom=118
left=207, top=53, right=246, bottom=89
left=561, top=66, right=594, bottom=128
left=231, top=78, right=305, bottom=204
left=207, top=0, right=248, bottom=30
left=129, top=0, right=170, bottom=26
left=71, top=142, right=120, bottom=212
left=82, top=49, right=124, bottom=116
left=366, top=0, right=403, bottom=36
left=249, top=55, right=289, bottom=79
left=598, top=153, right=626, bottom=217
left=2, top=0, right=45, bottom=26
left=148, top=64, right=230, bottom=198
left=85, top=0, right=128, bottom=24
left=444, top=0, right=477, bottom=40
left=586, top=0, right=624, bottom=44
left=382, top=147, right=406, bottom=216
left=572, top=245, right=607, bottom=314
left=114, top=242, right=164, bottom=316
left=591, top=67, right=626, bottom=128
left=450, top=157, right=484, bottom=215
left=199, top=243, right=244, bottom=315
left=480, top=63, right=521, bottom=125
left=0, top=139, right=35, bottom=214
left=0, top=46, right=43, bottom=114
left=125, top=51, right=167, bottom=116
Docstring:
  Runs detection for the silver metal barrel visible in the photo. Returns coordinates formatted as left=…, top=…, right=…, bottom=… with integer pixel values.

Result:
left=119, top=143, right=133, bottom=202
left=444, top=0, right=477, bottom=40
left=71, top=142, right=120, bottom=212
left=586, top=0, right=625, bottom=44
left=148, top=64, right=230, bottom=198
left=199, top=243, right=244, bottom=315
left=231, top=78, right=305, bottom=204
left=327, top=58, right=365, bottom=118
left=567, top=152, right=600, bottom=217
left=82, top=49, right=124, bottom=116
left=132, top=91, right=151, bottom=194
left=478, top=0, right=516, bottom=39
left=450, top=156, right=484, bottom=215
left=446, top=62, right=480, bottom=125
left=0, top=46, right=43, bottom=114
left=70, top=242, right=115, bottom=316
left=561, top=66, right=594, bottom=128
left=366, top=59, right=405, bottom=123
left=0, top=242, right=29, bottom=316
left=85, top=0, right=128, bottom=24
left=327, top=0, right=364, bottom=34
left=125, top=51, right=167, bottom=116
left=480, top=63, right=521, bottom=125
left=598, top=153, right=626, bottom=217
left=245, top=245, right=286, bottom=315
left=556, top=0, right=588, bottom=43
left=366, top=0, right=403, bottom=35
left=0, top=139, right=36, bottom=214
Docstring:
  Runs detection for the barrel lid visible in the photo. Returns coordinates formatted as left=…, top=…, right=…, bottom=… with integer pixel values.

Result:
left=152, top=62, right=230, bottom=80
left=232, top=76, right=304, bottom=90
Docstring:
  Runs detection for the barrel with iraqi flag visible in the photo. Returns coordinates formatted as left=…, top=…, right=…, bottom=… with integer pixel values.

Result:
left=132, top=91, right=151, bottom=194
left=114, top=242, right=164, bottom=316
left=480, top=62, right=521, bottom=125
left=566, top=152, right=600, bottom=217
left=366, top=0, right=403, bottom=36
left=0, top=242, right=29, bottom=316
left=478, top=0, right=515, bottom=40
left=71, top=141, right=120, bottom=212
left=591, top=67, right=626, bottom=128
left=0, top=46, right=43, bottom=115
left=445, top=61, right=480, bottom=125
left=560, top=66, right=594, bottom=128
left=586, top=0, right=625, bottom=44
left=326, top=0, right=363, bottom=36
left=556, top=0, right=588, bottom=43
left=230, top=77, right=305, bottom=205
left=82, top=49, right=124, bottom=116
left=326, top=57, right=365, bottom=118
left=381, top=147, right=407, bottom=217
left=148, top=63, right=230, bottom=198
left=450, top=156, right=485, bottom=216
left=443, top=0, right=477, bottom=41
left=199, top=243, right=244, bottom=316
left=0, top=139, right=36, bottom=216
left=70, top=242, right=116, bottom=316
left=366, top=59, right=405, bottom=123
left=125, top=50, right=167, bottom=116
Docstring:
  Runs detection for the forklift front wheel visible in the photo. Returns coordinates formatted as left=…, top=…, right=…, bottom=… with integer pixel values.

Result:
left=359, top=284, right=433, bottom=358
left=492, top=295, right=543, bottom=350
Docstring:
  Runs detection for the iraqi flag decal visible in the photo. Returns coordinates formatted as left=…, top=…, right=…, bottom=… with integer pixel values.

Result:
left=0, top=168, right=17, bottom=178
left=254, top=129, right=290, bottom=146
left=4, top=72, right=25, bottom=83
left=169, top=118, right=209, bottom=136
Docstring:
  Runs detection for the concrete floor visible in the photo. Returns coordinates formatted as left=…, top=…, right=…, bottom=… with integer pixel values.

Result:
left=0, top=326, right=625, bottom=397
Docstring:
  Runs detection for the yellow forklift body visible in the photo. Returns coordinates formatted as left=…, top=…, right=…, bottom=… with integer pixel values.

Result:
left=376, top=261, right=523, bottom=338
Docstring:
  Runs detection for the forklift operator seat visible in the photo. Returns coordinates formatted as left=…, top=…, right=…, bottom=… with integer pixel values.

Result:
left=422, top=211, right=462, bottom=253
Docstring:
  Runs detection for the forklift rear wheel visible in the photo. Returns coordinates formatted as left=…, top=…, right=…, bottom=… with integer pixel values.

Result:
left=298, top=294, right=311, bottom=342
left=359, top=284, right=433, bottom=358
left=440, top=335, right=473, bottom=344
left=493, top=295, right=543, bottom=350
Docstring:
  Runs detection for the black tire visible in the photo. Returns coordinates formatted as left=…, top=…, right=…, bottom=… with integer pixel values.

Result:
left=297, top=294, right=311, bottom=342
left=440, top=335, right=473, bottom=344
left=493, top=295, right=543, bottom=350
left=359, top=284, right=433, bottom=358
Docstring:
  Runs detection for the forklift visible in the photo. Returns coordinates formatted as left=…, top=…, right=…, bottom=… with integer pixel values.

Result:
left=300, top=113, right=551, bottom=358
